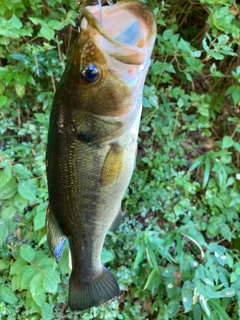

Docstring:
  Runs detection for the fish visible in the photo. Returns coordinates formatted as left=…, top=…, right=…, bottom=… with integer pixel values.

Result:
left=46, top=0, right=156, bottom=311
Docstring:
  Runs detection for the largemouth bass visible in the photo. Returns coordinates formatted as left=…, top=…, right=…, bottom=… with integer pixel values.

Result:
left=46, top=0, right=156, bottom=311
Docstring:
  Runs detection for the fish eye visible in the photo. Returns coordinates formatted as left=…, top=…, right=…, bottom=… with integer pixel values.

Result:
left=80, top=63, right=100, bottom=84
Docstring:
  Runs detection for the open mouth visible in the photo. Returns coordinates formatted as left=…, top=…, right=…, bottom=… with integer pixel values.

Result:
left=80, top=1, right=156, bottom=65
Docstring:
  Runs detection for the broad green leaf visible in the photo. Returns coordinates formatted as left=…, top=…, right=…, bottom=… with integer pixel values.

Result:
left=219, top=287, right=236, bottom=298
left=34, top=291, right=46, bottom=307
left=40, top=26, right=54, bottom=40
left=0, top=260, right=8, bottom=270
left=0, top=165, right=11, bottom=188
left=30, top=273, right=44, bottom=300
left=162, top=266, right=176, bottom=277
left=29, top=17, right=47, bottom=26
left=10, top=14, right=22, bottom=30
left=193, top=304, right=202, bottom=320
left=0, top=286, right=18, bottom=304
left=10, top=258, right=27, bottom=275
left=174, top=203, right=183, bottom=216
left=47, top=19, right=62, bottom=29
left=41, top=303, right=53, bottom=320
left=20, top=244, right=36, bottom=263
left=42, top=272, right=58, bottom=294
left=15, top=82, right=25, bottom=98
left=0, top=95, right=7, bottom=107
left=13, top=163, right=32, bottom=179
left=101, top=248, right=114, bottom=264
left=21, top=266, right=36, bottom=290
left=18, top=180, right=36, bottom=201
left=0, top=177, right=17, bottom=200
left=182, top=281, right=193, bottom=312
left=43, top=267, right=60, bottom=283
left=166, top=276, right=177, bottom=298
left=222, top=136, right=234, bottom=149
left=2, top=206, right=16, bottom=219
left=232, top=90, right=240, bottom=105
left=168, top=299, right=180, bottom=317
left=34, top=209, right=46, bottom=231
left=59, top=248, right=72, bottom=275
left=178, top=38, right=192, bottom=54
left=13, top=193, right=28, bottom=211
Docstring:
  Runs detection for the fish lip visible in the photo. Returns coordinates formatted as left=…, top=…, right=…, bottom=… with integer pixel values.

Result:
left=80, top=2, right=156, bottom=65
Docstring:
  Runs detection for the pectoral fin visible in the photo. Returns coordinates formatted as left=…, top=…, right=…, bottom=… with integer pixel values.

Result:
left=46, top=205, right=66, bottom=262
left=100, top=144, right=124, bottom=187
left=76, top=112, right=124, bottom=144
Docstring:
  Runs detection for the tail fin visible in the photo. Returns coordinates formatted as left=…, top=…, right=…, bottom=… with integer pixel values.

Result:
left=68, top=266, right=120, bottom=311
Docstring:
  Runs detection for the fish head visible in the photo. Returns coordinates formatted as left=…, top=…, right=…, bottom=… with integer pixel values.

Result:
left=58, top=1, right=156, bottom=139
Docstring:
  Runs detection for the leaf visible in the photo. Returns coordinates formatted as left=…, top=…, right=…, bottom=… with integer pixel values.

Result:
left=144, top=268, right=159, bottom=290
left=42, top=271, right=58, bottom=294
left=182, top=281, right=193, bottom=312
left=0, top=95, right=7, bottom=107
left=199, top=295, right=211, bottom=317
left=168, top=299, right=180, bottom=317
left=208, top=300, right=232, bottom=320
left=222, top=136, right=234, bottom=149
left=15, top=82, right=25, bottom=98
left=166, top=276, right=177, bottom=298
left=10, top=14, right=23, bottom=30
left=20, top=244, right=36, bottom=263
left=40, top=26, right=54, bottom=40
left=133, top=244, right=145, bottom=269
left=58, top=248, right=72, bottom=275
left=101, top=248, right=114, bottom=264
left=178, top=38, right=192, bottom=54
left=30, top=273, right=45, bottom=306
left=188, top=154, right=205, bottom=172
left=146, top=245, right=158, bottom=269
left=0, top=286, right=18, bottom=304
left=34, top=209, right=46, bottom=231
left=14, top=193, right=28, bottom=211
left=0, top=178, right=18, bottom=200
left=176, top=232, right=183, bottom=266
left=13, top=163, right=32, bottom=179
left=29, top=17, right=47, bottom=26
left=2, top=206, right=16, bottom=219
left=193, top=304, right=202, bottom=320
left=18, top=180, right=36, bottom=201
left=10, top=258, right=27, bottom=276
left=41, top=303, right=53, bottom=320
left=203, top=155, right=210, bottom=188
left=0, top=165, right=11, bottom=188
left=21, top=266, right=36, bottom=290
left=162, top=266, right=176, bottom=277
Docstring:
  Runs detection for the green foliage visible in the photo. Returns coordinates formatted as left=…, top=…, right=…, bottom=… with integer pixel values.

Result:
left=0, top=0, right=240, bottom=319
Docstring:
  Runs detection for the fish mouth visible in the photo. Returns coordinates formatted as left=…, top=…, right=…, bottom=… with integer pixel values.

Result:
left=80, top=1, right=156, bottom=65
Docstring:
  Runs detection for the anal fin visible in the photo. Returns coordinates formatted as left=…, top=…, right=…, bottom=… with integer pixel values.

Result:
left=46, top=205, right=66, bottom=262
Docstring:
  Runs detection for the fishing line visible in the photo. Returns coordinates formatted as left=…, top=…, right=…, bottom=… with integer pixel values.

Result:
left=98, top=0, right=102, bottom=24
